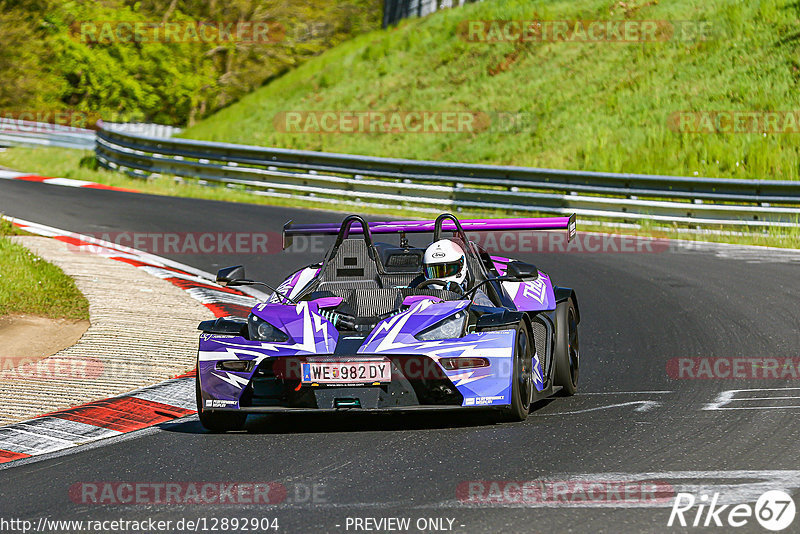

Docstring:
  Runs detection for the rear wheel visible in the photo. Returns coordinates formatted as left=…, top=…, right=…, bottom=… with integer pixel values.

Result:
left=195, top=370, right=247, bottom=432
left=553, top=298, right=579, bottom=395
left=499, top=324, right=533, bottom=422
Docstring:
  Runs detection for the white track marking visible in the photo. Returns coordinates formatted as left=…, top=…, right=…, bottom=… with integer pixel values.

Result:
left=535, top=400, right=661, bottom=416
left=580, top=390, right=673, bottom=395
left=704, top=388, right=800, bottom=411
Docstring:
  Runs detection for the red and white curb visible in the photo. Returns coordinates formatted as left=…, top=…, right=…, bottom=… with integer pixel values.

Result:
left=0, top=169, right=138, bottom=193
left=0, top=372, right=196, bottom=463
left=0, top=217, right=265, bottom=465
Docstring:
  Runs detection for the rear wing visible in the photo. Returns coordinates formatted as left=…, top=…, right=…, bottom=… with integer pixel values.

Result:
left=283, top=214, right=576, bottom=249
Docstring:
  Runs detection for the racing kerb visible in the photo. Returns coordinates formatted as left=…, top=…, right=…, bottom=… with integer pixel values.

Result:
left=0, top=169, right=138, bottom=192
left=0, top=217, right=264, bottom=465
left=94, top=123, right=800, bottom=227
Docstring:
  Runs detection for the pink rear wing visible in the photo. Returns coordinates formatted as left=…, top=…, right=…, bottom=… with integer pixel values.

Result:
left=283, top=215, right=576, bottom=249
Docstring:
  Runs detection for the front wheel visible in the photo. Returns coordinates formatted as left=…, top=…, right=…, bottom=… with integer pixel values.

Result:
left=553, top=298, right=579, bottom=396
left=196, top=371, right=247, bottom=432
left=499, top=324, right=533, bottom=422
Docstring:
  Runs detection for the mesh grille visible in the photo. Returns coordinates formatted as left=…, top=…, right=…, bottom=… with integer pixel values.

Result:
left=332, top=239, right=378, bottom=279
left=532, top=315, right=552, bottom=377
left=316, top=238, right=380, bottom=294
left=532, top=321, right=547, bottom=361
left=353, top=288, right=461, bottom=317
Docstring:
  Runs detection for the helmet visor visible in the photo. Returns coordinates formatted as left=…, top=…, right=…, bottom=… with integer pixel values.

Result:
left=424, top=257, right=464, bottom=280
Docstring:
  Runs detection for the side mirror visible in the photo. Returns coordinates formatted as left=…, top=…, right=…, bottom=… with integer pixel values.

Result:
left=506, top=261, right=539, bottom=281
left=216, top=265, right=246, bottom=287
left=198, top=317, right=248, bottom=336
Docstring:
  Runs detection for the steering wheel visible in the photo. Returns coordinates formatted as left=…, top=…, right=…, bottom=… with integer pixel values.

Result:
left=416, top=279, right=464, bottom=296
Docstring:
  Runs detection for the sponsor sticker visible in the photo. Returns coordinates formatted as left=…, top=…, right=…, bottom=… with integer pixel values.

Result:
left=205, top=399, right=238, bottom=408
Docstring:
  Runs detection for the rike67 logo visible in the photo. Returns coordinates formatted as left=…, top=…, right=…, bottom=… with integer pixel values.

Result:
left=668, top=490, right=796, bottom=531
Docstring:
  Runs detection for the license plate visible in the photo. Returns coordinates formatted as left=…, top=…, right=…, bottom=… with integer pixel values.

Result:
left=301, top=360, right=391, bottom=385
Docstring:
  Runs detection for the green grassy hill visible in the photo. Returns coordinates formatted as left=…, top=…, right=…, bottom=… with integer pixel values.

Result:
left=182, top=0, right=800, bottom=180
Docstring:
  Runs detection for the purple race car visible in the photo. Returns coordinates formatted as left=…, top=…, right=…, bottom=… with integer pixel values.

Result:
left=195, top=213, right=580, bottom=431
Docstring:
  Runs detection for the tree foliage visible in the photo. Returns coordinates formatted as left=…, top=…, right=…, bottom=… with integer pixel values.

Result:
left=0, top=0, right=381, bottom=125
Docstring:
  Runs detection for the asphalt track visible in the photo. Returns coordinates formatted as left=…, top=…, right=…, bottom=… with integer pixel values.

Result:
left=1, top=179, right=799, bottom=533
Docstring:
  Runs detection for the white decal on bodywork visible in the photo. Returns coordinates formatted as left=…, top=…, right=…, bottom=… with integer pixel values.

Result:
left=368, top=300, right=435, bottom=352
left=449, top=371, right=487, bottom=387
left=502, top=279, right=547, bottom=304
left=533, top=351, right=543, bottom=386
left=522, top=279, right=547, bottom=303
left=211, top=371, right=250, bottom=389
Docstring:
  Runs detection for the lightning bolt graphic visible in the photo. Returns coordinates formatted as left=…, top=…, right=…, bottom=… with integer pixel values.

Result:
left=449, top=370, right=487, bottom=387
left=211, top=371, right=250, bottom=389
left=532, top=351, right=544, bottom=387
left=311, top=310, right=331, bottom=352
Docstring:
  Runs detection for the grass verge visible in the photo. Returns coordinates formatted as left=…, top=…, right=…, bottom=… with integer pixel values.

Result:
left=0, top=218, right=90, bottom=321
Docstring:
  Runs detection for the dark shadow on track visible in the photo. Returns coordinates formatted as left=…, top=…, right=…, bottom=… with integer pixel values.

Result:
left=160, top=398, right=559, bottom=435
left=530, top=398, right=556, bottom=412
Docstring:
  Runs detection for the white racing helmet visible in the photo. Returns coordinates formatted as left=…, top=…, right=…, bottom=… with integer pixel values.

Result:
left=423, top=239, right=467, bottom=288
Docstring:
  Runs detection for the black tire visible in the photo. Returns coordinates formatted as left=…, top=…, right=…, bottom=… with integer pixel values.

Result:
left=499, top=324, right=533, bottom=422
left=553, top=297, right=579, bottom=396
left=196, top=371, right=247, bottom=432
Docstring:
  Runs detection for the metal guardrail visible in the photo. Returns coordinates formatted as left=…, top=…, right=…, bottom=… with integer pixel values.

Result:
left=0, top=121, right=181, bottom=150
left=0, top=120, right=95, bottom=150
left=383, top=0, right=481, bottom=28
left=95, top=123, right=800, bottom=227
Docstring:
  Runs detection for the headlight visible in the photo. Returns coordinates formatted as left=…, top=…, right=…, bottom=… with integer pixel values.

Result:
left=439, top=357, right=489, bottom=370
left=248, top=314, right=289, bottom=342
left=415, top=311, right=467, bottom=341
left=216, top=360, right=255, bottom=372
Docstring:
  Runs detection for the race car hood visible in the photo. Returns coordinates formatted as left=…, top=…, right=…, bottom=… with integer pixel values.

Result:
left=248, top=298, right=470, bottom=354
left=357, top=298, right=470, bottom=353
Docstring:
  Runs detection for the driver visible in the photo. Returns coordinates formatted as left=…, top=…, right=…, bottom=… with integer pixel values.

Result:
left=421, top=239, right=493, bottom=305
